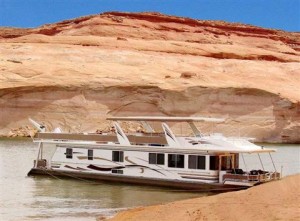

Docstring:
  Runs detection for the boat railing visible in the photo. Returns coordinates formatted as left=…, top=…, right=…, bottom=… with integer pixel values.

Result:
left=223, top=171, right=280, bottom=184
left=128, top=132, right=165, bottom=137
left=34, top=132, right=168, bottom=145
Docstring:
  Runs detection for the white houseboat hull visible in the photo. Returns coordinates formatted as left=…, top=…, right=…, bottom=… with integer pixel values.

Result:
left=27, top=116, right=280, bottom=191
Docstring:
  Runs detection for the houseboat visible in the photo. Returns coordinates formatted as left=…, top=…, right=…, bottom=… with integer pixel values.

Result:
left=27, top=116, right=280, bottom=191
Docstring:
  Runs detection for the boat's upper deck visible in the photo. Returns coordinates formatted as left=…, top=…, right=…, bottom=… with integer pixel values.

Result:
left=33, top=132, right=275, bottom=154
left=34, top=132, right=167, bottom=145
left=31, top=116, right=276, bottom=154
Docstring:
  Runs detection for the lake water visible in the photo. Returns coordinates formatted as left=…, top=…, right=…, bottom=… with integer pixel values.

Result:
left=0, top=138, right=299, bottom=221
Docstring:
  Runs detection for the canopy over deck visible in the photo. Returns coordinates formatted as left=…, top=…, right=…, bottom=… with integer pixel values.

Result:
left=107, top=116, right=225, bottom=123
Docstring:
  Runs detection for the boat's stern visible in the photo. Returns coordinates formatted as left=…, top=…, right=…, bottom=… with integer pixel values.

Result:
left=222, top=170, right=281, bottom=187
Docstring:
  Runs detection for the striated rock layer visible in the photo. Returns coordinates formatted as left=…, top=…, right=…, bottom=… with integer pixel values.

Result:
left=0, top=12, right=299, bottom=142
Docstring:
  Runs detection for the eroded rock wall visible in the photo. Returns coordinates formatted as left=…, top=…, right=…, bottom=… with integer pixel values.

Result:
left=0, top=86, right=299, bottom=142
left=0, top=12, right=299, bottom=142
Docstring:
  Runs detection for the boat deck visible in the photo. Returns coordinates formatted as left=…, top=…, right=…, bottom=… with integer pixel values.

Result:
left=34, top=132, right=168, bottom=144
left=223, top=172, right=281, bottom=186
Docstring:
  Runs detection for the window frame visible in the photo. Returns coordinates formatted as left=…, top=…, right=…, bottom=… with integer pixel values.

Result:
left=66, top=148, right=73, bottom=159
left=112, top=169, right=123, bottom=174
left=112, top=151, right=124, bottom=162
left=88, top=149, right=93, bottom=160
left=209, top=155, right=219, bottom=170
left=188, top=155, right=206, bottom=170
left=157, top=153, right=165, bottom=165
left=168, top=154, right=185, bottom=168
left=149, top=153, right=165, bottom=165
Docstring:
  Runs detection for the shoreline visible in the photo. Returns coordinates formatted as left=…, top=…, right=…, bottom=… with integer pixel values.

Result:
left=106, top=174, right=300, bottom=221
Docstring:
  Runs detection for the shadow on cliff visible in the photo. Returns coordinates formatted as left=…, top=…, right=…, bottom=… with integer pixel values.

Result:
left=2, top=85, right=299, bottom=143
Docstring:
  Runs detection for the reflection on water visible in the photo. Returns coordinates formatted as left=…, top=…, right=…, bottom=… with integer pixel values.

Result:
left=0, top=139, right=299, bottom=221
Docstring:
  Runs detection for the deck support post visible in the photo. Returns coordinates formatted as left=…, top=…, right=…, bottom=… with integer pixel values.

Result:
left=257, top=153, right=265, bottom=171
left=269, top=152, right=277, bottom=172
left=242, top=153, right=251, bottom=181
left=230, top=155, right=236, bottom=174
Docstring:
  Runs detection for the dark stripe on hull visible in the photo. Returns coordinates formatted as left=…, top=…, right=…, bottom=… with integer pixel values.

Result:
left=181, top=176, right=219, bottom=181
left=27, top=168, right=246, bottom=192
left=58, top=163, right=166, bottom=176
left=64, top=165, right=87, bottom=171
left=87, top=164, right=125, bottom=171
left=178, top=173, right=217, bottom=177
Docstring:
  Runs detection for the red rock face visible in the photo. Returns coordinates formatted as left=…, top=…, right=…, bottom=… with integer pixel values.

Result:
left=0, top=12, right=299, bottom=142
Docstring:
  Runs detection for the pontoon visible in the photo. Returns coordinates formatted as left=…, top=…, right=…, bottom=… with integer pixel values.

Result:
left=27, top=116, right=280, bottom=191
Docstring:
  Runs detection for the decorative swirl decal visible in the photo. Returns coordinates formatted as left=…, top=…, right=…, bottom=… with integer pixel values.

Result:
left=125, top=156, right=136, bottom=165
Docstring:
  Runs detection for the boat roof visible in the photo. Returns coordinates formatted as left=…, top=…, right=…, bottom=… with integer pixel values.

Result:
left=106, top=116, right=225, bottom=123
left=33, top=133, right=275, bottom=153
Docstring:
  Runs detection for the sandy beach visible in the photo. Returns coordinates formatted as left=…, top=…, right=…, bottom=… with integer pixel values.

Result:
left=108, top=174, right=300, bottom=221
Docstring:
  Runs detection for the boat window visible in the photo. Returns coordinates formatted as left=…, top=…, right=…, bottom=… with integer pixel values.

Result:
left=168, top=154, right=184, bottom=168
left=149, top=153, right=165, bottom=165
left=112, top=151, right=124, bottom=162
left=157, top=153, right=164, bottom=165
left=149, top=153, right=156, bottom=164
left=188, top=155, right=197, bottom=169
left=112, top=169, right=123, bottom=174
left=188, top=155, right=206, bottom=170
left=221, top=156, right=232, bottom=170
left=88, top=149, right=93, bottom=160
left=149, top=143, right=164, bottom=147
left=209, top=156, right=219, bottom=170
left=66, top=148, right=73, bottom=159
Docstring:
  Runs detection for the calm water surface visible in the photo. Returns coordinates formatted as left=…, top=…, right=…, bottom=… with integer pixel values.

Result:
left=0, top=138, right=299, bottom=221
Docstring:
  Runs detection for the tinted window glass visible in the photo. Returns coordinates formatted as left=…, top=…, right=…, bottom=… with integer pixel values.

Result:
left=210, top=156, right=219, bottom=170
left=149, top=153, right=165, bottom=165
left=197, top=156, right=206, bottom=169
left=168, top=154, right=176, bottom=167
left=112, top=169, right=123, bottom=174
left=177, top=155, right=184, bottom=168
left=112, top=151, right=124, bottom=162
left=157, top=154, right=165, bottom=165
left=188, top=155, right=197, bottom=169
left=168, top=154, right=184, bottom=168
left=119, top=151, right=124, bottom=162
left=66, top=148, right=73, bottom=159
left=149, top=153, right=156, bottom=164
left=112, top=151, right=119, bottom=161
left=221, top=156, right=232, bottom=170
left=88, top=149, right=93, bottom=160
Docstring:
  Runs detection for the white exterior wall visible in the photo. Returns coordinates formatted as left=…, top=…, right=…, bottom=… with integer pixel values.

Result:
left=50, top=145, right=219, bottom=183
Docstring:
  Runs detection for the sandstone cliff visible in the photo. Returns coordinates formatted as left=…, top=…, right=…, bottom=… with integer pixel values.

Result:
left=0, top=12, right=299, bottom=142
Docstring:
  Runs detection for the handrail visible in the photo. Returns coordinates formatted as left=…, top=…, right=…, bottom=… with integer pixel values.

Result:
left=34, top=132, right=168, bottom=144
left=223, top=171, right=280, bottom=183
